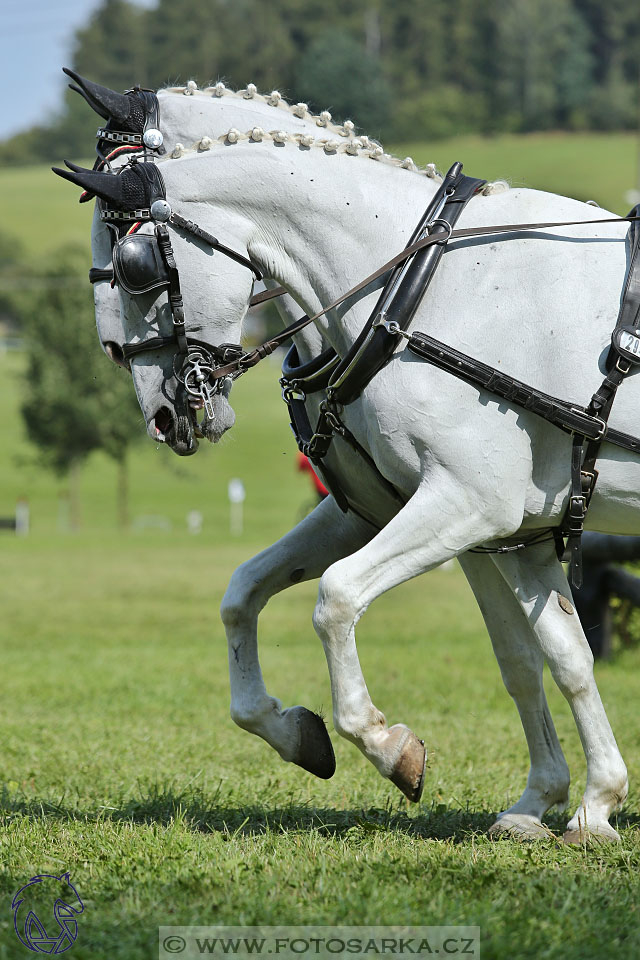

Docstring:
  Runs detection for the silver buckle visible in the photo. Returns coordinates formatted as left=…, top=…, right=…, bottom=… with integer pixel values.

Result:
left=569, top=408, right=607, bottom=441
left=281, top=383, right=306, bottom=403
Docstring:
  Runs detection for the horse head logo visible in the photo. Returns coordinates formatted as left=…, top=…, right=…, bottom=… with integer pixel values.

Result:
left=12, top=872, right=84, bottom=954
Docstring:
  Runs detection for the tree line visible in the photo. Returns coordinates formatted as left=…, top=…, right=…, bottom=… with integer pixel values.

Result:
left=1, top=0, right=639, bottom=166
left=0, top=236, right=144, bottom=528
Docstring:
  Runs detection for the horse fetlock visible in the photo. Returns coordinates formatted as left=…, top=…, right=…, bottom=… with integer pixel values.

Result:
left=333, top=705, right=386, bottom=744
left=230, top=694, right=282, bottom=733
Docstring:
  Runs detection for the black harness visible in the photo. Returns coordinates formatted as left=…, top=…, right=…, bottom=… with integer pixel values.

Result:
left=278, top=166, right=640, bottom=588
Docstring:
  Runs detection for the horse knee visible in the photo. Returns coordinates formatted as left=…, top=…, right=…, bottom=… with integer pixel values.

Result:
left=548, top=645, right=594, bottom=700
left=313, top=563, right=358, bottom=639
left=221, top=563, right=260, bottom=629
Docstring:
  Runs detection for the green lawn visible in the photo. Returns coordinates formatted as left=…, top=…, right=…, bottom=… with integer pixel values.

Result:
left=1, top=345, right=640, bottom=958
left=395, top=131, right=638, bottom=215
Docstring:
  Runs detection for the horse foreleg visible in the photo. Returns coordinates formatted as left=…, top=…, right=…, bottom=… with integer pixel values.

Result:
left=312, top=482, right=507, bottom=802
left=460, top=552, right=570, bottom=839
left=493, top=543, right=628, bottom=842
left=220, top=495, right=375, bottom=778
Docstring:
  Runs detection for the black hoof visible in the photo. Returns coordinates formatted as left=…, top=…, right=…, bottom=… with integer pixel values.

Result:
left=292, top=707, right=336, bottom=779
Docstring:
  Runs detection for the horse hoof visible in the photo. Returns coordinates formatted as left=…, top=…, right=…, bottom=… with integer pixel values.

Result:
left=488, top=813, right=551, bottom=840
left=563, top=823, right=620, bottom=845
left=389, top=730, right=426, bottom=803
left=290, top=707, right=336, bottom=779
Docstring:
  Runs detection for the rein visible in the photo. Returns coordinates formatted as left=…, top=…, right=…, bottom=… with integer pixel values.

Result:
left=211, top=211, right=640, bottom=382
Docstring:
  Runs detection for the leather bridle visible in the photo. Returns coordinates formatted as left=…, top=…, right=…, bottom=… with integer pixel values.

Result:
left=93, top=159, right=263, bottom=419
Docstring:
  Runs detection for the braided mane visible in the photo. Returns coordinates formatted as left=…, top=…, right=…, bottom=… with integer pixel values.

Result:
left=161, top=80, right=508, bottom=196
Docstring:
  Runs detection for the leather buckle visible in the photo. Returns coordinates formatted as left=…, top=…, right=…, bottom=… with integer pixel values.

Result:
left=569, top=408, right=607, bottom=440
left=281, top=382, right=306, bottom=403
left=616, top=356, right=632, bottom=374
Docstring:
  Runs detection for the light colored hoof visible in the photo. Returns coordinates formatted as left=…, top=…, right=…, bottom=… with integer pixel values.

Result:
left=389, top=730, right=426, bottom=803
left=563, top=822, right=620, bottom=845
left=488, top=814, right=552, bottom=840
left=288, top=706, right=336, bottom=780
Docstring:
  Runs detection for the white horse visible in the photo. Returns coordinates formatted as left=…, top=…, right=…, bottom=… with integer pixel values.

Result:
left=58, top=80, right=633, bottom=841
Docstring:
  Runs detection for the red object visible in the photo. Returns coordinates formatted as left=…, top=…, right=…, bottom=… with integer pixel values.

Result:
left=297, top=452, right=329, bottom=497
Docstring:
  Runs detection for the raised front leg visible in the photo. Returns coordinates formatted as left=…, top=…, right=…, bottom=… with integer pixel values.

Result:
left=220, top=495, right=375, bottom=778
left=493, top=543, right=628, bottom=842
left=312, top=481, right=509, bottom=802
left=460, top=552, right=570, bottom=839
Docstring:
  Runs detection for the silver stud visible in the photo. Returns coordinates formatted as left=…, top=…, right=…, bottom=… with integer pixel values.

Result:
left=150, top=199, right=172, bottom=222
left=143, top=128, right=164, bottom=149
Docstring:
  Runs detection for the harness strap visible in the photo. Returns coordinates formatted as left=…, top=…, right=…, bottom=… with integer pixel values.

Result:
left=559, top=208, right=640, bottom=586
left=156, top=224, right=187, bottom=354
left=88, top=260, right=284, bottom=308
left=169, top=213, right=263, bottom=280
left=330, top=166, right=486, bottom=405
left=210, top=212, right=640, bottom=383
left=405, top=332, right=611, bottom=440
left=89, top=266, right=114, bottom=283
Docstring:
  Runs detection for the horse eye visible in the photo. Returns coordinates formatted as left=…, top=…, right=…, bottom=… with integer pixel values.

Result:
left=104, top=342, right=130, bottom=372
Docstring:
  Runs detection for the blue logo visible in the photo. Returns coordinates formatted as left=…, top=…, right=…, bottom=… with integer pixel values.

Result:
left=12, top=872, right=84, bottom=954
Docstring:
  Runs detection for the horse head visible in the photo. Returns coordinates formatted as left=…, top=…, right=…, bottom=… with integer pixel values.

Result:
left=54, top=157, right=256, bottom=455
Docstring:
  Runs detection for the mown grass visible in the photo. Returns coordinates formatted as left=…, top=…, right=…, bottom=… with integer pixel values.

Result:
left=2, top=535, right=640, bottom=959
left=1, top=345, right=640, bottom=958
left=395, top=131, right=638, bottom=215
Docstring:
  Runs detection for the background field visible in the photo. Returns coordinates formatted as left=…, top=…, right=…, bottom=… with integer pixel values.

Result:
left=2, top=134, right=640, bottom=959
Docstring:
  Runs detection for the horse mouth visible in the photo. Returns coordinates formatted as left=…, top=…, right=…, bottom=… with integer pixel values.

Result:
left=151, top=404, right=199, bottom=456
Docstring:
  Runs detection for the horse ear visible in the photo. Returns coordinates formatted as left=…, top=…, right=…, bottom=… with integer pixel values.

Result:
left=63, top=67, right=131, bottom=123
left=52, top=163, right=125, bottom=206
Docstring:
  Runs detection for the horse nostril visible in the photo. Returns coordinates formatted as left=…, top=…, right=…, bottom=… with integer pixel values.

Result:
left=104, top=342, right=130, bottom=372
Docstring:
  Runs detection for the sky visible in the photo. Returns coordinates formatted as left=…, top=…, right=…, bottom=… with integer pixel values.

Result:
left=0, top=0, right=155, bottom=140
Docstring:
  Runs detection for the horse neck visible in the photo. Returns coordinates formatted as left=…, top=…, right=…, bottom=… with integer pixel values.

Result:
left=157, top=90, right=330, bottom=153
left=157, top=92, right=349, bottom=361
left=181, top=143, right=438, bottom=357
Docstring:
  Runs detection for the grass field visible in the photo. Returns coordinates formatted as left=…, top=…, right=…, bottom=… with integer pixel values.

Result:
left=2, top=133, right=640, bottom=958
left=1, top=347, right=640, bottom=959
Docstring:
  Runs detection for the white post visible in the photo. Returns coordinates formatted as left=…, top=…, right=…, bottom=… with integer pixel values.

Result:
left=15, top=498, right=29, bottom=536
left=186, top=509, right=203, bottom=534
left=228, top=478, right=246, bottom=536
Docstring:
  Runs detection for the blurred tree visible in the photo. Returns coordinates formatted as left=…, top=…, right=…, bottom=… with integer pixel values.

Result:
left=493, top=0, right=595, bottom=131
left=20, top=247, right=144, bottom=529
left=294, top=30, right=391, bottom=136
left=72, top=0, right=148, bottom=90
left=0, top=230, right=27, bottom=330
left=1, top=0, right=639, bottom=165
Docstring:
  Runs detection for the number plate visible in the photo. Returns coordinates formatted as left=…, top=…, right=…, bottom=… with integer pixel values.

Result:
left=613, top=326, right=640, bottom=363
